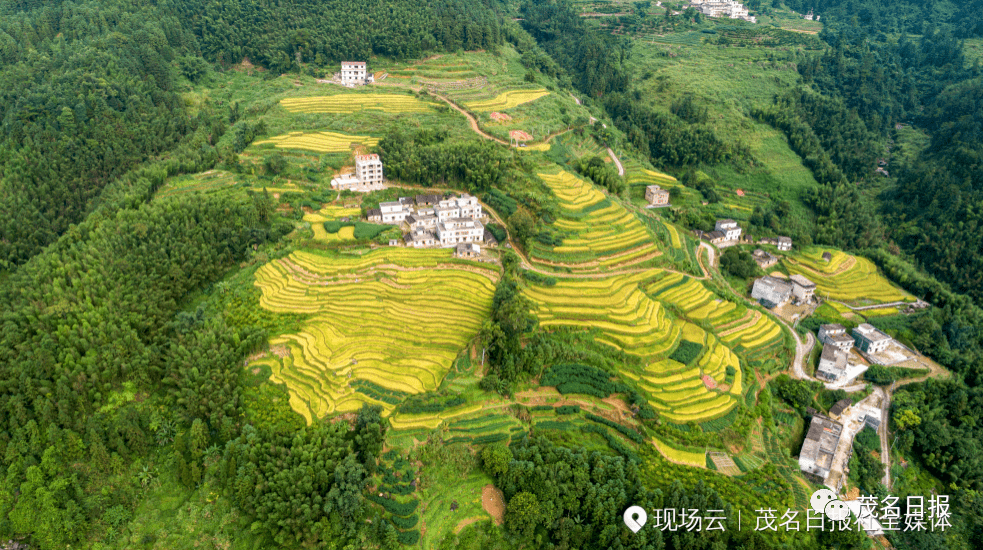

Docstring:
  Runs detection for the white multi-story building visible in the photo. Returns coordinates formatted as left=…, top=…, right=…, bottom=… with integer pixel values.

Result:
left=331, top=153, right=385, bottom=190
left=436, top=218, right=484, bottom=247
left=853, top=323, right=892, bottom=354
left=819, top=324, right=854, bottom=352
left=379, top=201, right=410, bottom=224
left=715, top=219, right=742, bottom=241
left=690, top=0, right=756, bottom=22
left=355, top=154, right=384, bottom=185
left=341, top=61, right=367, bottom=86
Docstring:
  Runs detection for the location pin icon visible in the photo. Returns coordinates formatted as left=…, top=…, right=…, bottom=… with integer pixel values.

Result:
left=624, top=506, right=647, bottom=533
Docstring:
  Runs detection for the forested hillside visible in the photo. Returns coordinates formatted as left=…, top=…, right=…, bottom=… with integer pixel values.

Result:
left=176, top=0, right=503, bottom=72
left=0, top=1, right=199, bottom=267
left=784, top=0, right=983, bottom=38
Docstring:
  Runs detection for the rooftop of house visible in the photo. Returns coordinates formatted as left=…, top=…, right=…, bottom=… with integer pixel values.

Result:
left=820, top=323, right=847, bottom=333
left=754, top=276, right=793, bottom=294
left=820, top=344, right=847, bottom=371
left=355, top=154, right=380, bottom=162
left=379, top=201, right=402, bottom=208
left=366, top=208, right=382, bottom=217
left=778, top=236, right=792, bottom=244
left=829, top=398, right=852, bottom=417
left=854, top=323, right=891, bottom=342
left=704, top=230, right=726, bottom=240
left=801, top=415, right=843, bottom=472
left=789, top=274, right=816, bottom=288
left=342, top=61, right=366, bottom=66
left=416, top=194, right=443, bottom=204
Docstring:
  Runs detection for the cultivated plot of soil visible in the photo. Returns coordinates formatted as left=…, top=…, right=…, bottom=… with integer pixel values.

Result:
left=482, top=484, right=505, bottom=525
left=709, top=452, right=741, bottom=476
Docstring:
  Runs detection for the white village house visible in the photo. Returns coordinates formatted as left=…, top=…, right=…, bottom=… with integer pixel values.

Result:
left=340, top=61, right=370, bottom=86
left=853, top=323, right=892, bottom=354
left=751, top=276, right=792, bottom=308
left=788, top=274, right=816, bottom=303
left=355, top=154, right=384, bottom=185
left=817, top=343, right=847, bottom=382
left=689, top=0, right=757, bottom=22
left=799, top=414, right=843, bottom=483
left=818, top=323, right=854, bottom=352
left=331, top=154, right=385, bottom=191
left=370, top=193, right=485, bottom=249
left=715, top=219, right=742, bottom=241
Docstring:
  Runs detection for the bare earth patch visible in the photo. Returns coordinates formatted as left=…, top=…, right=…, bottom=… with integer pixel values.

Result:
left=454, top=516, right=485, bottom=534
left=481, top=484, right=505, bottom=525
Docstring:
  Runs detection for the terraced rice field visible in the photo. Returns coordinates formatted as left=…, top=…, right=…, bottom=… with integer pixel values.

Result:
left=254, top=131, right=379, bottom=153
left=253, top=248, right=498, bottom=422
left=303, top=206, right=363, bottom=241
left=525, top=270, right=681, bottom=357
left=529, top=170, right=661, bottom=271
left=627, top=167, right=681, bottom=190
left=644, top=271, right=785, bottom=358
left=652, top=436, right=706, bottom=467
left=280, top=93, right=436, bottom=114
left=465, top=89, right=550, bottom=111
left=785, top=248, right=914, bottom=304
left=525, top=270, right=744, bottom=423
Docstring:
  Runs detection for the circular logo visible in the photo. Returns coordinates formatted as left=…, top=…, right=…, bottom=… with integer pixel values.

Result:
left=623, top=506, right=647, bottom=533
left=810, top=489, right=837, bottom=515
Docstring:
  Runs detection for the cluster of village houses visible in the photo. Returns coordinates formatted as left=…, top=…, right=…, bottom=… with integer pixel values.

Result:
left=366, top=193, right=488, bottom=256
left=329, top=155, right=489, bottom=256
left=687, top=0, right=757, bottom=23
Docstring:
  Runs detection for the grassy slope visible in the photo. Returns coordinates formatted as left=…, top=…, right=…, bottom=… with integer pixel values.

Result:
left=627, top=25, right=824, bottom=230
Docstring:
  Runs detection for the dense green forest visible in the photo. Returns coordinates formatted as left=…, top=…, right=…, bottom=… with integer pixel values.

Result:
left=177, top=0, right=504, bottom=72
left=0, top=1, right=200, bottom=267
left=785, top=0, right=983, bottom=38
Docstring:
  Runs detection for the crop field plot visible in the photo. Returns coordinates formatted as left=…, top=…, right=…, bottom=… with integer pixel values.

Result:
left=465, top=88, right=550, bottom=111
left=643, top=270, right=784, bottom=361
left=709, top=452, right=742, bottom=476
left=253, top=131, right=378, bottom=153
left=525, top=270, right=682, bottom=358
left=529, top=170, right=662, bottom=271
left=156, top=170, right=241, bottom=198
left=389, top=403, right=486, bottom=431
left=719, top=310, right=783, bottom=354
left=645, top=273, right=748, bottom=330
left=304, top=205, right=363, bottom=241
left=697, top=335, right=741, bottom=392
left=280, top=93, right=436, bottom=114
left=784, top=248, right=915, bottom=304
left=252, top=248, right=498, bottom=422
left=442, top=412, right=524, bottom=445
left=526, top=271, right=743, bottom=424
left=652, top=436, right=706, bottom=467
